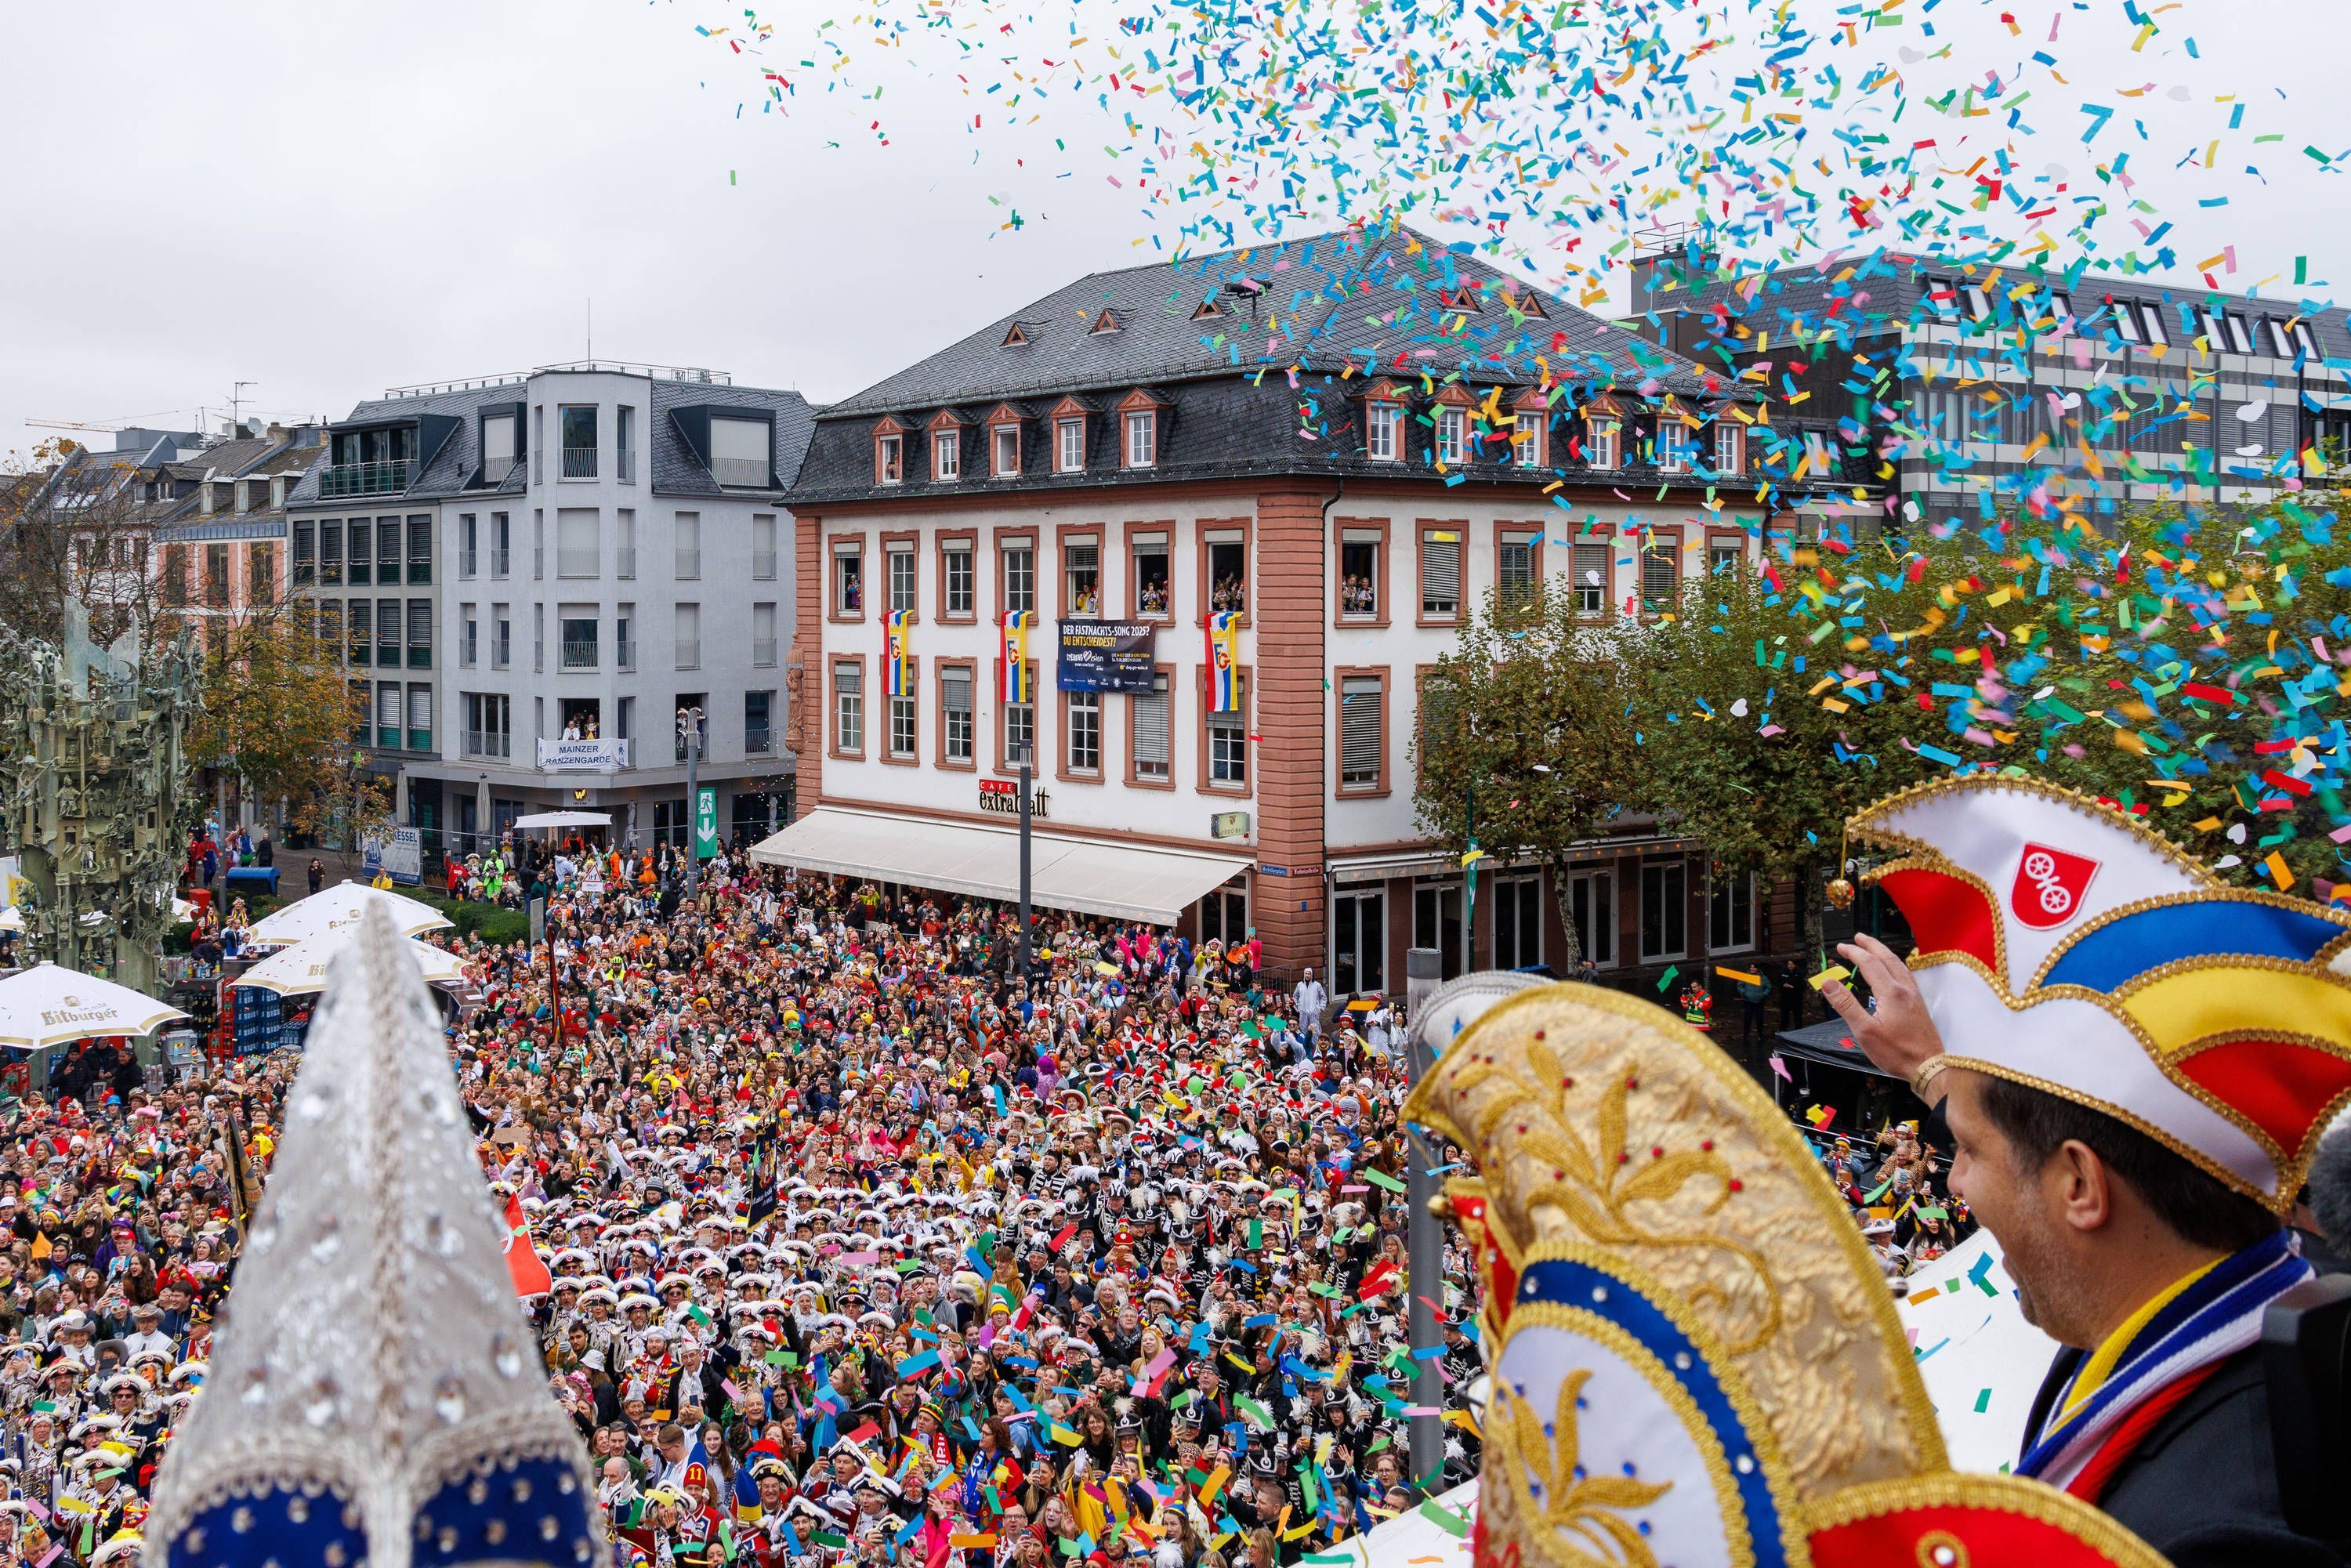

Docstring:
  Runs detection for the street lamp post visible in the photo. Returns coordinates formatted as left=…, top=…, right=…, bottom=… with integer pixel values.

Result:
left=677, top=704, right=705, bottom=899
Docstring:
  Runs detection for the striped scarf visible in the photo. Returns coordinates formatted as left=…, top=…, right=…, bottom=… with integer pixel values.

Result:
left=2017, top=1228, right=2309, bottom=1489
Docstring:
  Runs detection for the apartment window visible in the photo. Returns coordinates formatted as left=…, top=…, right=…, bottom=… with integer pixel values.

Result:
left=461, top=605, right=477, bottom=667
left=1658, top=422, right=1696, bottom=473
left=752, top=603, right=777, bottom=668
left=1960, top=283, right=1990, bottom=320
left=942, top=666, right=975, bottom=764
left=404, top=516, right=430, bottom=583
left=375, top=682, right=402, bottom=751
left=557, top=508, right=599, bottom=578
left=161, top=546, right=189, bottom=607
left=617, top=509, right=636, bottom=580
left=348, top=599, right=371, bottom=664
left=1641, top=540, right=1679, bottom=614
left=1414, top=884, right=1465, bottom=980
left=1064, top=541, right=1100, bottom=616
left=886, top=690, right=916, bottom=759
left=532, top=603, right=544, bottom=671
left=2139, top=302, right=2171, bottom=346
left=491, top=512, right=510, bottom=578
left=1567, top=870, right=1615, bottom=967
left=1713, top=424, right=1744, bottom=475
left=992, top=423, right=1021, bottom=478
left=1494, top=876, right=1541, bottom=970
left=319, top=520, right=342, bottom=586
left=290, top=523, right=315, bottom=588
left=1708, top=537, right=1744, bottom=578
left=746, top=690, right=774, bottom=755
left=349, top=518, right=371, bottom=585
left=491, top=604, right=510, bottom=668
left=1339, top=531, right=1381, bottom=620
left=458, top=514, right=476, bottom=578
left=888, top=545, right=917, bottom=614
left=1639, top=860, right=1688, bottom=961
left=875, top=432, right=904, bottom=486
left=708, top=416, right=769, bottom=488
left=943, top=541, right=975, bottom=618
left=1419, top=529, right=1462, bottom=620
left=1366, top=401, right=1404, bottom=462
left=617, top=696, right=634, bottom=743
left=2109, top=298, right=2145, bottom=343
left=615, top=605, right=635, bottom=670
left=1133, top=534, right=1171, bottom=617
left=1435, top=405, right=1467, bottom=465
left=1066, top=690, right=1100, bottom=774
left=1204, top=532, right=1246, bottom=614
left=616, top=405, right=636, bottom=483
left=1124, top=410, right=1156, bottom=469
left=1206, top=672, right=1247, bottom=788
left=934, top=429, right=962, bottom=481
left=379, top=516, right=402, bottom=585
left=1331, top=888, right=1385, bottom=997
left=1003, top=681, right=1036, bottom=766
left=249, top=541, right=276, bottom=599
left=674, top=512, right=701, bottom=580
left=464, top=693, right=511, bottom=759
left=1709, top=867, right=1757, bottom=953
left=407, top=683, right=433, bottom=752
left=560, top=612, right=598, bottom=670
left=532, top=407, right=545, bottom=483
left=1572, top=542, right=1610, bottom=615
left=2219, top=310, right=2255, bottom=355
left=1512, top=410, right=1544, bottom=467
left=1002, top=543, right=1035, bottom=615
left=752, top=513, right=777, bottom=581
left=1498, top=530, right=1538, bottom=610
left=1339, top=674, right=1383, bottom=791
left=1057, top=418, right=1085, bottom=473
left=531, top=510, right=543, bottom=580
left=835, top=664, right=864, bottom=755
left=1132, top=672, right=1172, bottom=781
left=1586, top=417, right=1621, bottom=469
left=317, top=600, right=342, bottom=657
left=674, top=696, right=708, bottom=762
left=557, top=405, right=596, bottom=479
left=835, top=541, right=864, bottom=615
left=675, top=603, right=701, bottom=670
left=405, top=599, right=431, bottom=667
left=481, top=414, right=516, bottom=485
left=378, top=597, right=400, bottom=663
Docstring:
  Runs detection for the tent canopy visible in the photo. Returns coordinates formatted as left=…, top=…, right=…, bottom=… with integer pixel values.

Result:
left=0, top=963, right=187, bottom=1051
left=751, top=807, right=1250, bottom=925
left=512, top=811, right=612, bottom=831
left=1774, top=1016, right=1898, bottom=1079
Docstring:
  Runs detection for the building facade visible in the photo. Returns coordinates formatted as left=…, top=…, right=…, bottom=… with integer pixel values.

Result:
left=285, top=361, right=815, bottom=857
left=777, top=224, right=1809, bottom=990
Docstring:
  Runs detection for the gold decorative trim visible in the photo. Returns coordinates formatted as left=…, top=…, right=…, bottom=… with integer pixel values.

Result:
left=1860, top=854, right=2011, bottom=983
left=2027, top=885, right=2351, bottom=992
left=1799, top=1471, right=2172, bottom=1568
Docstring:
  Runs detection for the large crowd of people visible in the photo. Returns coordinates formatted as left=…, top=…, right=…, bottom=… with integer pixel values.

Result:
left=0, top=844, right=1497, bottom=1568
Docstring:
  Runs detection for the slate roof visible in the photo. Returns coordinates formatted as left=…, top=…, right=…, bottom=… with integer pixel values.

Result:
left=823, top=221, right=1722, bottom=421
left=287, top=375, right=816, bottom=505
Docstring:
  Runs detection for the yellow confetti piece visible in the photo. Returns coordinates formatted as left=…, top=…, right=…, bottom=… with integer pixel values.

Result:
left=1809, top=964, right=1852, bottom=991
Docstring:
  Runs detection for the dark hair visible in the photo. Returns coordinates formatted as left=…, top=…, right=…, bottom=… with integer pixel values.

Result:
left=1976, top=1074, right=2279, bottom=1254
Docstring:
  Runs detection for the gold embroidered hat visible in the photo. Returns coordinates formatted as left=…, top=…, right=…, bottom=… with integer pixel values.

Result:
left=1848, top=775, right=2351, bottom=1210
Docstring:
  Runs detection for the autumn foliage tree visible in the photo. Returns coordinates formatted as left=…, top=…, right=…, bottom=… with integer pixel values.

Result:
left=183, top=612, right=385, bottom=838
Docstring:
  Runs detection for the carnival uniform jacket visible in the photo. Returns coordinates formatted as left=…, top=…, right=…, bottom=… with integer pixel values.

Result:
left=2026, top=1344, right=2343, bottom=1566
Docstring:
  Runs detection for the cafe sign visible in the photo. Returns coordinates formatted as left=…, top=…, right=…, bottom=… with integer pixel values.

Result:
left=980, top=778, right=1049, bottom=819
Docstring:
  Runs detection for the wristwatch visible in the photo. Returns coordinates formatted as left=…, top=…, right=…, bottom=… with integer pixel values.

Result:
left=1909, top=1056, right=1951, bottom=1103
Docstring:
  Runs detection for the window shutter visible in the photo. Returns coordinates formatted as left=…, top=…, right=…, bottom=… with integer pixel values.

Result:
left=1643, top=545, right=1678, bottom=607
left=943, top=667, right=973, bottom=715
left=1134, top=684, right=1172, bottom=765
left=1421, top=535, right=1462, bottom=604
left=836, top=664, right=861, bottom=698
left=1340, top=677, right=1381, bottom=784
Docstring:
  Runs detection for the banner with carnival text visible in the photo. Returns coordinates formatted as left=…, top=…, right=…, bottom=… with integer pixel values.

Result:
left=883, top=610, right=913, bottom=697
left=1205, top=610, right=1241, bottom=714
left=1000, top=610, right=1036, bottom=702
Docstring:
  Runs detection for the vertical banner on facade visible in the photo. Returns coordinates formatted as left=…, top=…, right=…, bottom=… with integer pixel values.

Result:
left=1205, top=610, right=1241, bottom=714
left=883, top=610, right=913, bottom=697
left=1000, top=610, right=1035, bottom=701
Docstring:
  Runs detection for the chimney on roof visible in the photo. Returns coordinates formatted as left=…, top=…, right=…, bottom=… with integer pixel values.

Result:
left=266, top=422, right=289, bottom=444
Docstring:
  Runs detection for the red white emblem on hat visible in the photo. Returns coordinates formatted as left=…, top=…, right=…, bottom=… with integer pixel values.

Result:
left=2010, top=843, right=2099, bottom=930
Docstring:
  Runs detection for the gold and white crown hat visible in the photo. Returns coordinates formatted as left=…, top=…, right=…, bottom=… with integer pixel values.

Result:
left=1849, top=775, right=2351, bottom=1211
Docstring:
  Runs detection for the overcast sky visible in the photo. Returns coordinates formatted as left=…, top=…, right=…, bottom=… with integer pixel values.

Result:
left=1, top=1, right=2341, bottom=462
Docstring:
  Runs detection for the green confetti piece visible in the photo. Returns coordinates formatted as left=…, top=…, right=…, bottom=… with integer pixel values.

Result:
left=1973, top=1388, right=1992, bottom=1413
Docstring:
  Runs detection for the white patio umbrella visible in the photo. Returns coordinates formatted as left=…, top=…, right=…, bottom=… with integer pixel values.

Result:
left=245, top=880, right=452, bottom=948
left=232, top=931, right=471, bottom=998
left=0, top=907, right=21, bottom=932
left=0, top=963, right=187, bottom=1051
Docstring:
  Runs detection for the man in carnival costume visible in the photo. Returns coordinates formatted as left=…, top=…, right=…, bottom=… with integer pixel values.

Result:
left=1824, top=777, right=2346, bottom=1564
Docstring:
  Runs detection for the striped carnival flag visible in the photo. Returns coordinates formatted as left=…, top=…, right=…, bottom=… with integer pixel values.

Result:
left=1000, top=611, right=1035, bottom=701
left=1204, top=610, right=1241, bottom=713
left=884, top=610, right=913, bottom=697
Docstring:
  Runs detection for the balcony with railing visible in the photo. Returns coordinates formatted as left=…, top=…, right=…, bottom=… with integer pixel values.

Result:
left=493, top=635, right=511, bottom=669
left=675, top=639, right=701, bottom=670
left=747, top=725, right=774, bottom=755
left=752, top=551, right=777, bottom=581
left=711, top=457, right=770, bottom=489
left=491, top=548, right=510, bottom=578
left=461, top=634, right=477, bottom=666
left=321, top=459, right=411, bottom=499
left=459, top=550, right=477, bottom=578
left=464, top=730, right=513, bottom=760
left=561, top=446, right=598, bottom=480
left=561, top=637, right=600, bottom=670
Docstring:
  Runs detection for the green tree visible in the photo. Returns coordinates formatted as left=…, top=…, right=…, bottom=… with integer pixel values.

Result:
left=185, top=610, right=387, bottom=839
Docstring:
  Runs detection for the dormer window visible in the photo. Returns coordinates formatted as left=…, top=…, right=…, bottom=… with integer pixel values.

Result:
left=1435, top=406, right=1467, bottom=466
left=1657, top=420, right=1697, bottom=473
left=1712, top=422, right=1745, bottom=475
left=1511, top=408, right=1545, bottom=467
left=1057, top=418, right=1085, bottom=473
left=1362, top=382, right=1407, bottom=463
left=933, top=429, right=961, bottom=481
left=1442, top=283, right=1480, bottom=312
left=1125, top=410, right=1157, bottom=469
left=874, top=419, right=905, bottom=486
left=1190, top=297, right=1223, bottom=322
left=1585, top=415, right=1621, bottom=470
left=992, top=422, right=1020, bottom=479
left=1503, top=288, right=1548, bottom=320
left=1090, top=309, right=1122, bottom=335
left=1002, top=323, right=1031, bottom=347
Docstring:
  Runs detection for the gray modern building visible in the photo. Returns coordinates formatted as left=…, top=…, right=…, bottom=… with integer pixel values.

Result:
left=284, top=360, right=816, bottom=859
